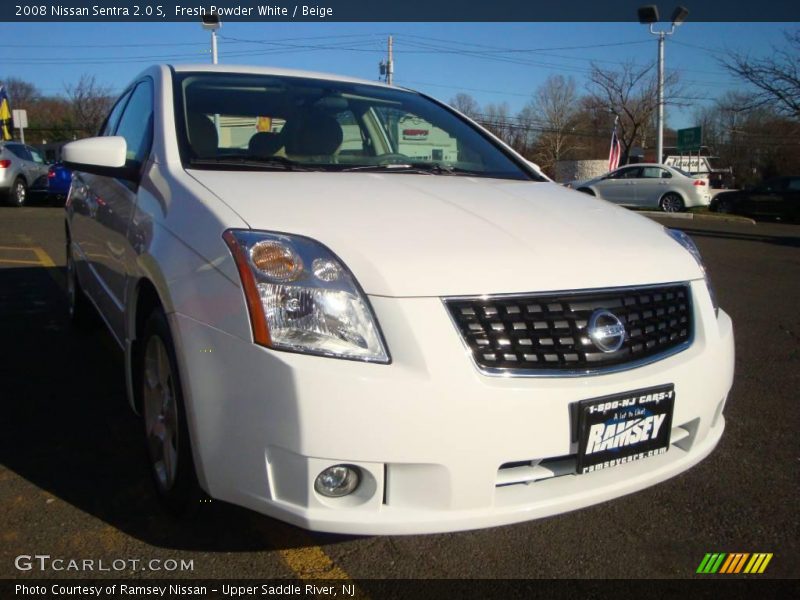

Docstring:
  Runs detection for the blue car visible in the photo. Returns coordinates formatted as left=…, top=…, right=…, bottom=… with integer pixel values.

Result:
left=47, top=163, right=72, bottom=204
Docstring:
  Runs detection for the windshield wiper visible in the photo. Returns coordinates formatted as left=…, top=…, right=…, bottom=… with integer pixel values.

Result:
left=341, top=162, right=480, bottom=175
left=188, top=155, right=312, bottom=171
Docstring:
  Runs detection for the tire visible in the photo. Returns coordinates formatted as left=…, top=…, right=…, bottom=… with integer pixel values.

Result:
left=659, top=193, right=685, bottom=213
left=65, top=239, right=98, bottom=330
left=577, top=188, right=595, bottom=196
left=9, top=178, right=27, bottom=207
left=716, top=198, right=734, bottom=214
left=140, top=308, right=203, bottom=515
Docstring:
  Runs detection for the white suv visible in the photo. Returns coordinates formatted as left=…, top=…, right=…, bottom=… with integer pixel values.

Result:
left=63, top=65, right=734, bottom=535
left=0, top=142, right=49, bottom=206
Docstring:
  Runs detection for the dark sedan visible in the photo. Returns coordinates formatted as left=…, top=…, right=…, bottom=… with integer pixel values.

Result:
left=710, top=176, right=800, bottom=222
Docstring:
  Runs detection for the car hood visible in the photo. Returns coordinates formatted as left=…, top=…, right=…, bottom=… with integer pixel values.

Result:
left=188, top=170, right=702, bottom=297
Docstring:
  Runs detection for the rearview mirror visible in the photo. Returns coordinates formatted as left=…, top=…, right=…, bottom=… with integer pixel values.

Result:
left=62, top=136, right=139, bottom=181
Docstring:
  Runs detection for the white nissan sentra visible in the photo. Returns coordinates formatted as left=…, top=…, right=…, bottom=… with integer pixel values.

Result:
left=62, top=65, right=734, bottom=535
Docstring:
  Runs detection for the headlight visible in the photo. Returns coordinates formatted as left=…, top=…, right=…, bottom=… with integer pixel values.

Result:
left=223, top=230, right=390, bottom=363
left=665, top=228, right=719, bottom=316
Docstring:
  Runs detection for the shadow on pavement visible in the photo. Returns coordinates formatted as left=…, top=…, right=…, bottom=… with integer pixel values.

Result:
left=0, top=265, right=353, bottom=552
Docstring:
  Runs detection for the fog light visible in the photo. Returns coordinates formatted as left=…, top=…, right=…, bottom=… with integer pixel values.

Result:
left=314, top=465, right=360, bottom=497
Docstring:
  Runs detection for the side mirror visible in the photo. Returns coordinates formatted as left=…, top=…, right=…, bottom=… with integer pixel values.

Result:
left=62, top=136, right=139, bottom=181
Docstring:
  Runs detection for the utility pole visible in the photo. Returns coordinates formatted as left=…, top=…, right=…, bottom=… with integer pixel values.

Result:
left=200, top=14, right=222, bottom=136
left=379, top=36, right=394, bottom=85
left=387, top=35, right=393, bottom=85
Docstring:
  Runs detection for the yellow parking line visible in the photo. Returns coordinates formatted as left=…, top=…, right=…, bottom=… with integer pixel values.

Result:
left=252, top=520, right=364, bottom=592
left=0, top=245, right=56, bottom=267
left=0, top=258, right=43, bottom=265
left=31, top=246, right=56, bottom=267
left=279, top=545, right=352, bottom=580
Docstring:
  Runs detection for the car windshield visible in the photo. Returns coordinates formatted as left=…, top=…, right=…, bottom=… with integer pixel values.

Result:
left=672, top=167, right=695, bottom=178
left=173, top=71, right=535, bottom=181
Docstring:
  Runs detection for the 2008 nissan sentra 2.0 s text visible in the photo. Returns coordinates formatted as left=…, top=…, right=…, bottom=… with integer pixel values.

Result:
left=62, top=64, right=734, bottom=535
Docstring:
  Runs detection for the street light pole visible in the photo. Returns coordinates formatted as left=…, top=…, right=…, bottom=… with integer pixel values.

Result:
left=657, top=29, right=664, bottom=166
left=201, top=14, right=221, bottom=64
left=638, top=5, right=689, bottom=165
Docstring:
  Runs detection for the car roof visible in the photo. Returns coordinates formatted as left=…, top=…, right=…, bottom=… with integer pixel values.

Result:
left=169, top=63, right=399, bottom=90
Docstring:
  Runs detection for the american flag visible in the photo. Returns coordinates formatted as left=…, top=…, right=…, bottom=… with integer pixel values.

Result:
left=608, top=119, right=621, bottom=171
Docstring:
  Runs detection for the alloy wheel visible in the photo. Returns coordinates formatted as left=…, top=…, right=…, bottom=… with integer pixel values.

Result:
left=143, top=335, right=179, bottom=492
left=13, top=180, right=26, bottom=205
left=661, top=194, right=684, bottom=213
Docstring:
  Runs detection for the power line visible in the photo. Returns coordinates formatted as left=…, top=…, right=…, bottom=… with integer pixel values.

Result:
left=396, top=35, right=739, bottom=85
left=0, top=32, right=390, bottom=49
left=398, top=33, right=654, bottom=53
left=396, top=79, right=533, bottom=98
left=670, top=39, right=727, bottom=55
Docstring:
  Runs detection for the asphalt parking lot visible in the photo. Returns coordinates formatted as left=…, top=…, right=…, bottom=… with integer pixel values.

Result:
left=0, top=206, right=798, bottom=581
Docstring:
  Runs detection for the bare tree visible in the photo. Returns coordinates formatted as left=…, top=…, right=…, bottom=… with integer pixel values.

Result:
left=720, top=30, right=800, bottom=120
left=522, top=75, right=580, bottom=171
left=65, top=74, right=114, bottom=136
left=449, top=92, right=481, bottom=119
left=2, top=78, right=39, bottom=108
left=479, top=102, right=515, bottom=142
left=693, top=90, right=800, bottom=186
left=587, top=61, right=681, bottom=164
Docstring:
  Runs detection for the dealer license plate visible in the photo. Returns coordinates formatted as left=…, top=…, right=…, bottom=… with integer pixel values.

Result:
left=576, top=384, right=675, bottom=474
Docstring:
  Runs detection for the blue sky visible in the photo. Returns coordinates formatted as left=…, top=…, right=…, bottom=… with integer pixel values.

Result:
left=0, top=21, right=794, bottom=129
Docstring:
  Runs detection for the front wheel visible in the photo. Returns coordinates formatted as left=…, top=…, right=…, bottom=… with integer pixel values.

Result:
left=660, top=193, right=685, bottom=213
left=140, top=308, right=203, bottom=514
left=716, top=198, right=734, bottom=214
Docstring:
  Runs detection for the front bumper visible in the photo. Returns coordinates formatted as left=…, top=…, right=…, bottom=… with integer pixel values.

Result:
left=170, top=279, right=734, bottom=535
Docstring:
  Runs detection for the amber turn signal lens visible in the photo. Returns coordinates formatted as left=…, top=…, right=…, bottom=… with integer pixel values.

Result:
left=250, top=240, right=304, bottom=282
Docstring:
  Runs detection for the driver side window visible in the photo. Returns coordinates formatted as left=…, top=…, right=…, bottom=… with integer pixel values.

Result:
left=100, top=90, right=132, bottom=137
left=611, top=167, right=640, bottom=179
left=28, top=147, right=44, bottom=164
left=114, top=79, right=154, bottom=166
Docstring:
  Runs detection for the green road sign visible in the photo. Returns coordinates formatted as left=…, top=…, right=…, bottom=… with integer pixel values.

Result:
left=677, top=126, right=702, bottom=152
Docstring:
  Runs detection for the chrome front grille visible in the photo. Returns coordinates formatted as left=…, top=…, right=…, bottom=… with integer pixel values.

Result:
left=445, top=283, right=693, bottom=376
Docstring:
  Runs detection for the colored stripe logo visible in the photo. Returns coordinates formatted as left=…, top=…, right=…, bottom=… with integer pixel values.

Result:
left=696, top=553, right=773, bottom=574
